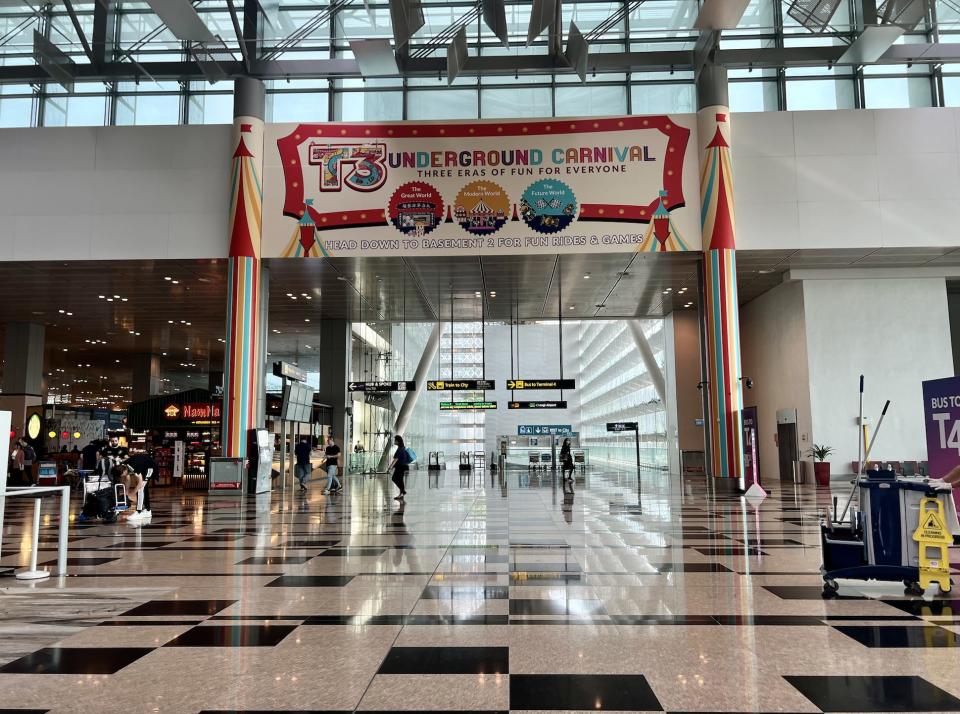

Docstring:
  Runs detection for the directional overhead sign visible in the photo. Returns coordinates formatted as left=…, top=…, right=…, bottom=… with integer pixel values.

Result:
left=427, top=379, right=495, bottom=391
left=506, top=379, right=576, bottom=390
left=518, top=425, right=572, bottom=436
left=348, top=380, right=416, bottom=393
left=607, top=421, right=639, bottom=432
left=440, top=401, right=497, bottom=410
left=509, top=401, right=568, bottom=410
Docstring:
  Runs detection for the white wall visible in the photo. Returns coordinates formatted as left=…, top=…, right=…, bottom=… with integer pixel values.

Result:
left=0, top=125, right=231, bottom=261
left=739, top=280, right=813, bottom=482
left=0, top=108, right=958, bottom=262
left=734, top=108, right=960, bottom=250
left=803, top=277, right=954, bottom=470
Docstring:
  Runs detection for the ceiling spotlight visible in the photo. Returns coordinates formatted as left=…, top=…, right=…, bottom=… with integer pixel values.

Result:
left=113, top=295, right=120, bottom=299
left=583, top=274, right=590, bottom=279
left=171, top=280, right=179, bottom=284
left=569, top=305, right=575, bottom=310
left=758, top=269, right=774, bottom=274
left=98, top=295, right=105, bottom=299
left=106, top=298, right=113, bottom=302
left=304, top=318, right=311, bottom=322
left=58, top=309, right=64, bottom=314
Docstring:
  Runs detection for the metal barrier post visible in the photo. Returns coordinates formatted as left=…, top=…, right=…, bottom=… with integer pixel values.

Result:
left=17, top=498, right=50, bottom=580
left=57, top=486, right=69, bottom=576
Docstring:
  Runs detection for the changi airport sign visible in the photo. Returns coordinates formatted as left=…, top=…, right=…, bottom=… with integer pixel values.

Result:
left=262, top=115, right=699, bottom=258
left=427, top=379, right=495, bottom=390
left=348, top=381, right=416, bottom=393
left=509, top=401, right=568, bottom=410
left=506, top=379, right=576, bottom=390
left=440, top=401, right=498, bottom=410
left=607, top=421, right=639, bottom=432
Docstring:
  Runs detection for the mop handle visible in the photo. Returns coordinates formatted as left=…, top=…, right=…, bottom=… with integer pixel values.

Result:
left=856, top=375, right=864, bottom=471
left=839, top=399, right=890, bottom=522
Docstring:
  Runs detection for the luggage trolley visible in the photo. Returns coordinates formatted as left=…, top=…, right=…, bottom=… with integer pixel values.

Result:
left=80, top=470, right=128, bottom=522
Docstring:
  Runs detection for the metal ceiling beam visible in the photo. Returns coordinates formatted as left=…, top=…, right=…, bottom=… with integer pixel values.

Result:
left=3, top=42, right=940, bottom=85
left=91, top=0, right=113, bottom=67
left=62, top=0, right=95, bottom=64
left=226, top=0, right=251, bottom=73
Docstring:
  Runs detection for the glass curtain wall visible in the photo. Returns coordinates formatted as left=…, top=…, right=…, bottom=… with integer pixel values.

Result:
left=1, top=1, right=955, bottom=127
left=373, top=317, right=668, bottom=470
left=578, top=320, right=668, bottom=469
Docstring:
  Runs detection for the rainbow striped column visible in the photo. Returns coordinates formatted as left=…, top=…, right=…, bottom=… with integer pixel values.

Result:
left=223, top=114, right=265, bottom=458
left=699, top=107, right=744, bottom=481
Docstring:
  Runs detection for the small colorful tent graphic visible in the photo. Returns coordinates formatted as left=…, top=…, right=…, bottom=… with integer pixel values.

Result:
left=228, top=123, right=262, bottom=260
left=637, top=190, right=689, bottom=252
left=282, top=199, right=329, bottom=257
left=700, top=113, right=736, bottom=251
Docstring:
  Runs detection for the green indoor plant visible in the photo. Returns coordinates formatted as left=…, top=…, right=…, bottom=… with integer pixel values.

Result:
left=806, top=444, right=835, bottom=487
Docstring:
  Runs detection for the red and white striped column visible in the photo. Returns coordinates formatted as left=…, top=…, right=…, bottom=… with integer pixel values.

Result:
left=222, top=77, right=266, bottom=458
left=697, top=66, right=744, bottom=482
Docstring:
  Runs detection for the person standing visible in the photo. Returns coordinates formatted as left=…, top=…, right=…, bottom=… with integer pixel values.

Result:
left=389, top=435, right=410, bottom=501
left=323, top=437, right=342, bottom=494
left=101, top=435, right=129, bottom=471
left=294, top=436, right=312, bottom=491
left=560, top=438, right=575, bottom=480
left=9, top=440, right=24, bottom=485
left=21, top=439, right=36, bottom=484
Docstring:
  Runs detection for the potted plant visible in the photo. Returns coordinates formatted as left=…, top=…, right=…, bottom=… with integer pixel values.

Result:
left=806, top=445, right=835, bottom=487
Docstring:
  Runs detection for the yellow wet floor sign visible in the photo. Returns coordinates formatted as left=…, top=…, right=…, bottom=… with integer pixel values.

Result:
left=912, top=498, right=953, bottom=593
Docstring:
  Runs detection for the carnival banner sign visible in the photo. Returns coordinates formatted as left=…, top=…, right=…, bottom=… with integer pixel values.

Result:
left=261, top=115, right=700, bottom=258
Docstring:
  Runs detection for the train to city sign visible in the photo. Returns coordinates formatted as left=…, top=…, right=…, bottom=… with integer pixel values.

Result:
left=261, top=115, right=701, bottom=258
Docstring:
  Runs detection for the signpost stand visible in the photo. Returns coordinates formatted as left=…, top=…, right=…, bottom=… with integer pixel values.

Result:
left=607, top=422, right=640, bottom=474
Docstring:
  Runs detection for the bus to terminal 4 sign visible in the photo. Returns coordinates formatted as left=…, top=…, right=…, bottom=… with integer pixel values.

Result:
left=262, top=115, right=700, bottom=258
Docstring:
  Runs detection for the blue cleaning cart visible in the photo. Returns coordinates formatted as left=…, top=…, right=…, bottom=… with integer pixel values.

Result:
left=820, top=471, right=958, bottom=597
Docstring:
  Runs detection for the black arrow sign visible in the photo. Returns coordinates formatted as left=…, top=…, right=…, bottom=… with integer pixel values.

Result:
left=347, top=381, right=416, bottom=393
left=506, top=379, right=576, bottom=390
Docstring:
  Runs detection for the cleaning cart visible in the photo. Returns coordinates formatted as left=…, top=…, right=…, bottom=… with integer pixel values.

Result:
left=820, top=471, right=959, bottom=596
left=819, top=375, right=959, bottom=597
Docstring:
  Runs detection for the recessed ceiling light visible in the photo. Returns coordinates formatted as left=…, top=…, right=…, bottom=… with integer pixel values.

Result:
left=569, top=305, right=575, bottom=310
left=58, top=309, right=64, bottom=314
left=171, top=280, right=179, bottom=284
left=583, top=274, right=590, bottom=279
left=113, top=295, right=120, bottom=298
left=304, top=318, right=310, bottom=322
left=98, top=295, right=105, bottom=299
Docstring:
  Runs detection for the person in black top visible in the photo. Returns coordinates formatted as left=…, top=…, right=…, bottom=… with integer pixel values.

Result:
left=111, top=452, right=157, bottom=525
left=294, top=436, right=313, bottom=491
left=560, top=438, right=574, bottom=480
left=80, top=440, right=100, bottom=471
left=101, top=436, right=129, bottom=471
left=323, top=437, right=342, bottom=494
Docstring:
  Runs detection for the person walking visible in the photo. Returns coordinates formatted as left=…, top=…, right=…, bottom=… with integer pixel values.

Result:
left=294, top=436, right=313, bottom=491
left=560, top=438, right=575, bottom=481
left=20, top=439, right=36, bottom=484
left=9, top=440, right=24, bottom=485
left=323, top=437, right=342, bottom=494
left=389, top=435, right=411, bottom=500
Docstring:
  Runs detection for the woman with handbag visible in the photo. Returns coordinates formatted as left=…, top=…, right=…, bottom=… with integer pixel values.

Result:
left=389, top=435, right=411, bottom=501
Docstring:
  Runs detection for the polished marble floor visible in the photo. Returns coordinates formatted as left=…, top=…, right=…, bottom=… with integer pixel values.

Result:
left=1, top=467, right=959, bottom=713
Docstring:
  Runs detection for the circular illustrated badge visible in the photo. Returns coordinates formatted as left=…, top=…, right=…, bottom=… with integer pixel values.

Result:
left=388, top=181, right=444, bottom=237
left=519, top=179, right=577, bottom=234
left=453, top=180, right=510, bottom=236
